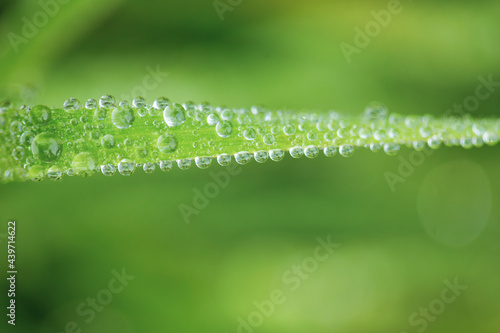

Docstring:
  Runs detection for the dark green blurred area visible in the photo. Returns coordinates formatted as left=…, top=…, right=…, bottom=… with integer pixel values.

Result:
left=1, top=0, right=500, bottom=332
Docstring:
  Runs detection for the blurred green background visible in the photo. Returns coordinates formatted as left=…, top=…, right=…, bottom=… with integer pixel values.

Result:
left=1, top=0, right=500, bottom=332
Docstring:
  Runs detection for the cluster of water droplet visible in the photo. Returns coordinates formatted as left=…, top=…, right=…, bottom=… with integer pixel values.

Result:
left=0, top=97, right=498, bottom=183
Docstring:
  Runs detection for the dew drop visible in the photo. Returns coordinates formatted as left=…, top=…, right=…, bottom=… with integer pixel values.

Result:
left=364, top=102, right=388, bottom=121
left=12, top=146, right=25, bottom=160
left=483, top=131, right=499, bottom=146
left=101, top=164, right=116, bottom=176
left=111, top=107, right=135, bottom=129
left=373, top=129, right=386, bottom=141
left=419, top=126, right=432, bottom=138
left=235, top=151, right=251, bottom=165
left=244, top=127, right=257, bottom=140
left=32, top=132, right=63, bottom=162
left=216, top=121, right=233, bottom=138
left=118, top=159, right=135, bottom=176
left=370, top=143, right=382, bottom=152
left=63, top=98, right=81, bottom=111
left=289, top=146, right=304, bottom=159
left=163, top=103, right=186, bottom=127
left=383, top=142, right=400, bottom=156
left=339, top=144, right=354, bottom=157
left=10, top=121, right=22, bottom=133
left=324, top=146, right=337, bottom=157
left=283, top=124, right=296, bottom=136
left=428, top=136, right=442, bottom=149
left=101, top=134, right=116, bottom=149
left=303, top=145, right=319, bottom=158
left=154, top=97, right=170, bottom=110
left=157, top=133, right=178, bottom=153
left=269, top=149, right=285, bottom=162
left=177, top=159, right=192, bottom=170
left=207, top=113, right=220, bottom=126
left=307, top=131, right=318, bottom=141
left=254, top=151, right=268, bottom=163
left=195, top=156, right=212, bottom=169
left=72, top=152, right=97, bottom=177
left=221, top=109, right=234, bottom=121
left=217, top=154, right=231, bottom=166
left=47, top=165, right=62, bottom=181
left=99, top=95, right=116, bottom=108
left=28, top=165, right=45, bottom=182
left=143, top=162, right=156, bottom=174
left=132, top=97, right=146, bottom=108
left=263, top=133, right=275, bottom=145
left=460, top=137, right=473, bottom=149
left=159, top=160, right=173, bottom=172
left=413, top=141, right=425, bottom=151
left=30, top=105, right=51, bottom=125
left=85, top=99, right=97, bottom=109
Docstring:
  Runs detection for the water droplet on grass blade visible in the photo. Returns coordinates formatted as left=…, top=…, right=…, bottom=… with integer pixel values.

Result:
left=217, top=154, right=231, bottom=166
left=32, top=133, right=63, bottom=162
left=177, top=159, right=192, bottom=170
left=101, top=164, right=116, bottom=176
left=30, top=105, right=51, bottom=125
left=383, top=143, right=400, bottom=156
left=99, top=95, right=116, bottom=108
left=118, top=159, right=135, bottom=176
left=163, top=103, right=186, bottom=127
left=72, top=152, right=97, bottom=177
left=339, top=144, right=354, bottom=157
left=159, top=160, right=173, bottom=172
left=269, top=149, right=285, bottom=162
left=304, top=145, right=319, bottom=158
left=47, top=165, right=62, bottom=181
left=195, top=157, right=212, bottom=169
left=216, top=121, right=233, bottom=138
left=324, top=146, right=337, bottom=157
left=157, top=133, right=178, bottom=153
left=254, top=151, right=268, bottom=163
left=289, top=146, right=304, bottom=159
left=112, top=107, right=135, bottom=129
left=235, top=151, right=251, bottom=165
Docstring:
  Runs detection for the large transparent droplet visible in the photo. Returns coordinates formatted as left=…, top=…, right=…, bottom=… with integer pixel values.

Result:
left=195, top=157, right=212, bottom=169
left=217, top=154, right=231, bottom=166
left=30, top=105, right=51, bottom=125
left=235, top=151, right=251, bottom=165
left=111, top=107, right=135, bottom=129
left=164, top=103, right=186, bottom=127
left=71, top=152, right=97, bottom=177
left=99, top=95, right=116, bottom=108
left=269, top=149, right=285, bottom=162
left=216, top=121, right=233, bottom=138
left=157, top=133, right=178, bottom=153
left=31, top=132, right=63, bottom=163
left=118, top=159, right=135, bottom=176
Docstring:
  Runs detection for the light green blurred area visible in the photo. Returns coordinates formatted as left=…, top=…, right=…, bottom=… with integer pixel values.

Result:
left=1, top=0, right=500, bottom=332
